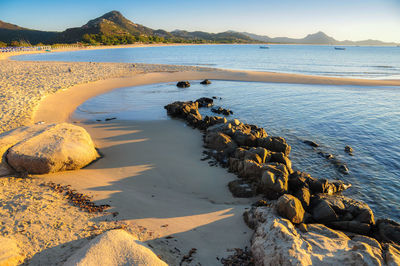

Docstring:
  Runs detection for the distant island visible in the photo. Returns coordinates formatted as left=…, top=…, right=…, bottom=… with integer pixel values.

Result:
left=0, top=10, right=398, bottom=47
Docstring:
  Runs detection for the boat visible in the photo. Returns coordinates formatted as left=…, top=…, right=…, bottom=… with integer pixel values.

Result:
left=259, top=46, right=269, bottom=49
left=334, top=47, right=346, bottom=50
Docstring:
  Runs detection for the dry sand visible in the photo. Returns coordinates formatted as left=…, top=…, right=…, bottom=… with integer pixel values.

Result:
left=1, top=48, right=400, bottom=264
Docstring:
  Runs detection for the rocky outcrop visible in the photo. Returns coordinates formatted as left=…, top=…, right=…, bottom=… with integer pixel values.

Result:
left=64, top=229, right=167, bottom=266
left=245, top=206, right=389, bottom=266
left=0, top=237, right=25, bottom=266
left=0, top=123, right=99, bottom=175
left=176, top=81, right=190, bottom=88
left=164, top=101, right=202, bottom=127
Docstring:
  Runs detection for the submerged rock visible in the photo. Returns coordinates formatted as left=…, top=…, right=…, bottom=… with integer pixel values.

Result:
left=304, top=140, right=319, bottom=147
left=2, top=123, right=99, bottom=175
left=345, top=145, right=354, bottom=155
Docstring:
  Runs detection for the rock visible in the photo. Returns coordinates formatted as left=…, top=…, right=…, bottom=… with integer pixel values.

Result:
left=260, top=163, right=289, bottom=197
left=270, top=152, right=292, bottom=173
left=0, top=237, right=25, bottom=266
left=176, top=81, right=190, bottom=88
left=244, top=152, right=263, bottom=164
left=345, top=145, right=354, bottom=155
left=247, top=147, right=271, bottom=164
left=276, top=194, right=305, bottom=224
left=352, top=235, right=382, bottom=250
left=311, top=195, right=375, bottom=232
left=201, top=116, right=226, bottom=129
left=258, top=136, right=291, bottom=156
left=295, top=187, right=311, bottom=208
left=195, top=97, right=214, bottom=108
left=385, top=244, right=400, bottom=266
left=200, top=79, right=211, bottom=85
left=211, top=107, right=233, bottom=116
left=64, top=230, right=167, bottom=266
left=232, top=130, right=257, bottom=146
left=329, top=221, right=371, bottom=235
left=241, top=159, right=264, bottom=180
left=288, top=171, right=314, bottom=191
left=304, top=140, right=319, bottom=147
left=204, top=132, right=237, bottom=155
left=3, top=123, right=99, bottom=175
left=164, top=101, right=202, bottom=126
left=228, top=179, right=257, bottom=198
left=376, top=219, right=400, bottom=245
left=248, top=206, right=385, bottom=266
left=312, top=199, right=339, bottom=223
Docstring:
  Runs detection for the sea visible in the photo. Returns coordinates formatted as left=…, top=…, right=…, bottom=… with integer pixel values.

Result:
left=14, top=44, right=400, bottom=221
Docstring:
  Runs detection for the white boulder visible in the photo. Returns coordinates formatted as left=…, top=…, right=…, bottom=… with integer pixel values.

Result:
left=64, top=230, right=167, bottom=266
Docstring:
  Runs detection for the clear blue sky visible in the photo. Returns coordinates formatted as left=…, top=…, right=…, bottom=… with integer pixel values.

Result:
left=1, top=0, right=399, bottom=42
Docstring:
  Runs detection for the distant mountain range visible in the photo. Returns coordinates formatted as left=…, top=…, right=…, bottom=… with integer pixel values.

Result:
left=240, top=31, right=398, bottom=46
left=0, top=11, right=397, bottom=46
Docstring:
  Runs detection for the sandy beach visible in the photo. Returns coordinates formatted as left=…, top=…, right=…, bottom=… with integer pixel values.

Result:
left=1, top=46, right=400, bottom=264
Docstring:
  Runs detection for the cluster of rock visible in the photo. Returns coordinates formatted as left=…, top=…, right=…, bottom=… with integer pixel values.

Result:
left=244, top=204, right=400, bottom=266
left=164, top=96, right=400, bottom=265
left=0, top=123, right=99, bottom=176
left=211, top=106, right=233, bottom=116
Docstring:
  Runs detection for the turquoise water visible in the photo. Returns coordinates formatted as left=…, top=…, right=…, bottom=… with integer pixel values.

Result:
left=74, top=81, right=400, bottom=221
left=14, top=44, right=400, bottom=79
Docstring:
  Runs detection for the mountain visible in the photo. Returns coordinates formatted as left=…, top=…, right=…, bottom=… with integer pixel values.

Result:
left=0, top=19, right=57, bottom=44
left=0, top=11, right=397, bottom=45
left=57, top=11, right=155, bottom=43
left=241, top=31, right=398, bottom=46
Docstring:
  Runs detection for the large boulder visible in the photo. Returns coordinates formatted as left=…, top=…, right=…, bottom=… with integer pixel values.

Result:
left=276, top=194, right=305, bottom=224
left=260, top=163, right=289, bottom=197
left=245, top=206, right=385, bottom=266
left=1, top=123, right=99, bottom=175
left=64, top=229, right=167, bottom=266
left=0, top=124, right=52, bottom=176
left=0, top=237, right=25, bottom=266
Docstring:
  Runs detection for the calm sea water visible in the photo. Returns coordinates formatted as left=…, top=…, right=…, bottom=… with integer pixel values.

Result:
left=14, top=44, right=400, bottom=79
left=73, top=81, right=400, bottom=221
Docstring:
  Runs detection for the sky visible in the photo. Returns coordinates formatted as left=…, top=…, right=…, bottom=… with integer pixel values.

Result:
left=0, top=0, right=399, bottom=42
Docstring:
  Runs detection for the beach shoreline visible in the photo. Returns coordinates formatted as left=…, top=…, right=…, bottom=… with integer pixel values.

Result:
left=1, top=48, right=400, bottom=264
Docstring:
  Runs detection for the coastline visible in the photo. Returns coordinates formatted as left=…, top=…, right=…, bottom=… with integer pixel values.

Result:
left=1, top=49, right=400, bottom=264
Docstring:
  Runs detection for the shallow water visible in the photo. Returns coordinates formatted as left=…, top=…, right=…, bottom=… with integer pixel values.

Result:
left=74, top=81, right=400, bottom=221
left=14, top=44, right=400, bottom=79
